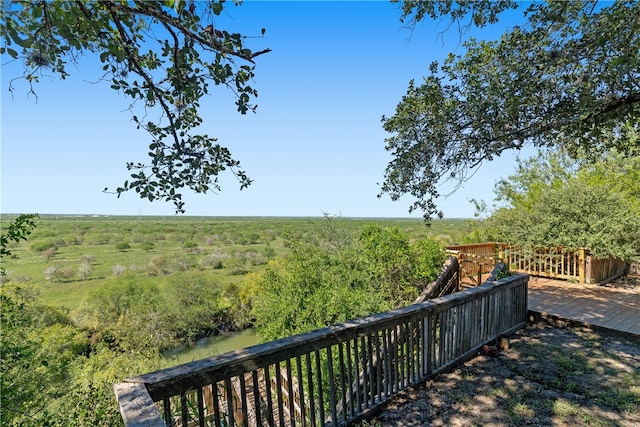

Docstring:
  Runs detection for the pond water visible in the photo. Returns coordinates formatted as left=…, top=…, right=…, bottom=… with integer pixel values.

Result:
left=163, top=329, right=261, bottom=366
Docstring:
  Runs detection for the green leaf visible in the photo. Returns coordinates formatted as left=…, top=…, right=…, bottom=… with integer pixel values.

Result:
left=8, top=27, right=30, bottom=49
left=1, top=47, right=18, bottom=58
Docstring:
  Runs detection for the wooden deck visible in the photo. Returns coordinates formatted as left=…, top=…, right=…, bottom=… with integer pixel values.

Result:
left=527, top=277, right=640, bottom=337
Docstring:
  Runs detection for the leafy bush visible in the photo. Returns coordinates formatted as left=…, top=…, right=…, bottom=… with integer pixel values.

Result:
left=183, top=241, right=198, bottom=250
left=224, top=256, right=249, bottom=275
left=76, top=276, right=165, bottom=351
left=263, top=246, right=276, bottom=259
left=1, top=283, right=162, bottom=426
left=31, top=240, right=56, bottom=252
left=252, top=225, right=445, bottom=341
left=1, top=285, right=88, bottom=425
left=76, top=272, right=235, bottom=352
left=115, top=241, right=130, bottom=251
left=225, top=273, right=261, bottom=329
left=162, top=272, right=230, bottom=343
left=413, top=238, right=447, bottom=285
left=245, top=233, right=261, bottom=244
left=140, top=241, right=154, bottom=251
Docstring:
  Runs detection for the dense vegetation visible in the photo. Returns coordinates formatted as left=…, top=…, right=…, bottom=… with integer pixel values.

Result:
left=0, top=215, right=471, bottom=426
left=252, top=223, right=444, bottom=341
left=477, top=150, right=640, bottom=262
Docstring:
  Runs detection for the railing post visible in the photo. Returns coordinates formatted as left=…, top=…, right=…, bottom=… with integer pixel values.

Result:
left=585, top=253, right=593, bottom=284
left=578, top=248, right=587, bottom=284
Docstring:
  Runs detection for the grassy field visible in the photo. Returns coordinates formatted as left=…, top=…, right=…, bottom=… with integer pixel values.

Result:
left=1, top=214, right=478, bottom=310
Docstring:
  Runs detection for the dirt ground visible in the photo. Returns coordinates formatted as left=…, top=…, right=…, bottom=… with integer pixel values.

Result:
left=369, top=275, right=640, bottom=427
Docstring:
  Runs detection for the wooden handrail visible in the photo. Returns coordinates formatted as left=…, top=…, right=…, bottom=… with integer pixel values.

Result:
left=115, top=273, right=529, bottom=427
left=415, top=256, right=460, bottom=303
left=447, top=243, right=628, bottom=285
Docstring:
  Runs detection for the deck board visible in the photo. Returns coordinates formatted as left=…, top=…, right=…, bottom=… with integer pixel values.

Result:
left=527, top=277, right=640, bottom=337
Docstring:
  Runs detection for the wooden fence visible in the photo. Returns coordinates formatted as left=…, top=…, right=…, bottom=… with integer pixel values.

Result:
left=586, top=256, right=630, bottom=284
left=114, top=274, right=529, bottom=427
left=446, top=242, right=628, bottom=285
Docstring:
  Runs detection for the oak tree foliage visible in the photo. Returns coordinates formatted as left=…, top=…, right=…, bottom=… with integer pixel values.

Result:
left=1, top=0, right=270, bottom=212
left=381, top=0, right=640, bottom=221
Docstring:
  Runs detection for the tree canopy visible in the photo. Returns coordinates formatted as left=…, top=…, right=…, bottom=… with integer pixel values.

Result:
left=484, top=150, right=640, bottom=261
left=1, top=0, right=269, bottom=213
left=381, top=0, right=640, bottom=220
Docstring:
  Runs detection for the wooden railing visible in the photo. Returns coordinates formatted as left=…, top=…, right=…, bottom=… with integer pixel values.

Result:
left=446, top=243, right=628, bottom=285
left=414, top=256, right=460, bottom=302
left=445, top=243, right=500, bottom=258
left=445, top=242, right=500, bottom=285
left=585, top=256, right=629, bottom=284
left=499, top=245, right=586, bottom=282
left=114, top=274, right=528, bottom=427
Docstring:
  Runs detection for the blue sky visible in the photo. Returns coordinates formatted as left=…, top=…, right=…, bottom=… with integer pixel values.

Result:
left=1, top=1, right=529, bottom=218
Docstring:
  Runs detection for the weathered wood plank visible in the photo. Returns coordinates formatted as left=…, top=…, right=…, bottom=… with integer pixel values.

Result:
left=528, top=277, right=640, bottom=337
left=113, top=382, right=165, bottom=427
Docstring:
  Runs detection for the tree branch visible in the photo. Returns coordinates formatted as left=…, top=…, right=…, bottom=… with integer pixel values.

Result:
left=105, top=1, right=181, bottom=153
left=114, top=1, right=270, bottom=63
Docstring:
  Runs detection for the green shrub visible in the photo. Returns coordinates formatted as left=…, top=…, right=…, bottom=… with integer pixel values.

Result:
left=163, top=272, right=230, bottom=343
left=184, top=241, right=198, bottom=249
left=263, top=246, right=276, bottom=259
left=140, top=242, right=154, bottom=251
left=30, top=240, right=56, bottom=252
left=115, top=241, right=130, bottom=251
left=245, top=233, right=261, bottom=244
left=225, top=257, right=248, bottom=275
left=146, top=255, right=172, bottom=276
left=253, top=225, right=446, bottom=342
left=183, top=241, right=199, bottom=253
